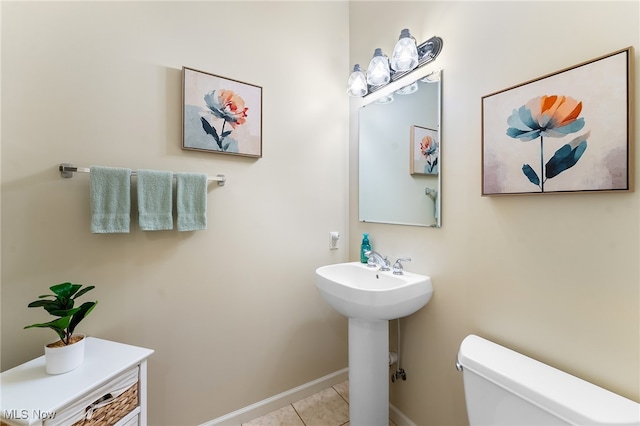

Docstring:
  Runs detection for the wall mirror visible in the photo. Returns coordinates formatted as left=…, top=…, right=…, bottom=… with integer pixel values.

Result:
left=359, top=69, right=442, bottom=227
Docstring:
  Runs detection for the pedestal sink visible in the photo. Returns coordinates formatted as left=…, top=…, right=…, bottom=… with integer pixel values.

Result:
left=315, top=262, right=433, bottom=426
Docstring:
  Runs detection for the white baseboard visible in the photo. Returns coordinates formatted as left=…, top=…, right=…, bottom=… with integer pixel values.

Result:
left=200, top=368, right=349, bottom=426
left=201, top=368, right=418, bottom=426
left=390, top=403, right=418, bottom=426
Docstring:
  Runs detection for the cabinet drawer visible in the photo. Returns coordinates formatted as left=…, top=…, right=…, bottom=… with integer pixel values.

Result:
left=45, top=367, right=139, bottom=426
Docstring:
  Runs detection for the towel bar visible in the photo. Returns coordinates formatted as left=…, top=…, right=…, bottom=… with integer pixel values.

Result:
left=58, top=164, right=226, bottom=186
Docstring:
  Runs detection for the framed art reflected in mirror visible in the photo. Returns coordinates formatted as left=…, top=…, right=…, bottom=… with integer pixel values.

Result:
left=410, top=125, right=439, bottom=176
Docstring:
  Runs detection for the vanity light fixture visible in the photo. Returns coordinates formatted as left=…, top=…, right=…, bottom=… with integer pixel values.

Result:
left=395, top=81, right=419, bottom=95
left=375, top=93, right=395, bottom=104
left=420, top=69, right=442, bottom=83
left=347, top=33, right=442, bottom=97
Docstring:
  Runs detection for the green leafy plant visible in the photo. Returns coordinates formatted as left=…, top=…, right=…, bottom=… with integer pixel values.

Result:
left=24, top=282, right=98, bottom=345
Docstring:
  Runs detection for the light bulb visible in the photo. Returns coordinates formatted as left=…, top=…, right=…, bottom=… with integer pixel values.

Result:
left=346, top=64, right=367, bottom=97
left=366, top=48, right=390, bottom=86
left=390, top=29, right=419, bottom=72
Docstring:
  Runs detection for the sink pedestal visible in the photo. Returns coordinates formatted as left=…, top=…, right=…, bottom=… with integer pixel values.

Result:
left=348, top=318, right=389, bottom=426
left=315, top=262, right=434, bottom=425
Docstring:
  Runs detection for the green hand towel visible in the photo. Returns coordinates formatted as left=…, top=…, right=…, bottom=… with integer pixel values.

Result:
left=176, top=173, right=207, bottom=231
left=137, top=169, right=174, bottom=231
left=90, top=166, right=132, bottom=233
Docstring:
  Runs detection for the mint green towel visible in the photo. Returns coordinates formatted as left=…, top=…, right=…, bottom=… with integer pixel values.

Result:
left=137, top=169, right=174, bottom=231
left=90, top=166, right=132, bottom=233
left=176, top=173, right=207, bottom=231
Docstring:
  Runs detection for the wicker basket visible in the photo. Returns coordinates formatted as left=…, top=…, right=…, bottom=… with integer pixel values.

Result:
left=71, top=382, right=138, bottom=426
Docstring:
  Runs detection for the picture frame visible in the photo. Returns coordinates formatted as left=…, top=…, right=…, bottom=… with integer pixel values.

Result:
left=410, top=125, right=439, bottom=176
left=481, top=47, right=633, bottom=196
left=182, top=66, right=262, bottom=158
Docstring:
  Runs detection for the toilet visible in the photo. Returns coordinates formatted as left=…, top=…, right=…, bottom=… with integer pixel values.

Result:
left=457, top=335, right=640, bottom=425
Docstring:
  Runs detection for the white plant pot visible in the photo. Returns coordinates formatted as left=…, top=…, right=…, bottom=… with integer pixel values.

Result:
left=44, top=334, right=86, bottom=375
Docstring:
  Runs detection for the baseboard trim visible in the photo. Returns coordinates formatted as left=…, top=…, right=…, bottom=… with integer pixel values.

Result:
left=201, top=368, right=349, bottom=425
left=201, top=368, right=418, bottom=426
left=390, top=403, right=418, bottom=426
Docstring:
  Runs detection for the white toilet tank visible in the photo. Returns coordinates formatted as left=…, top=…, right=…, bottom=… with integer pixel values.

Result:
left=457, top=335, right=640, bottom=426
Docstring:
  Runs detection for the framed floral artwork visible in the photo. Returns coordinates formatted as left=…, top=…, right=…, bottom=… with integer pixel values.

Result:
left=482, top=47, right=632, bottom=195
left=410, top=125, right=439, bottom=175
left=182, top=67, right=262, bottom=158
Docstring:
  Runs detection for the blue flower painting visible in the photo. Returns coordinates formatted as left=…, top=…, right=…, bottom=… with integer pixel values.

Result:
left=506, top=95, right=588, bottom=192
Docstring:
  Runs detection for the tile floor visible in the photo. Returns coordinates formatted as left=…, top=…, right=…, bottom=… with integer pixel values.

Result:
left=242, top=381, right=398, bottom=426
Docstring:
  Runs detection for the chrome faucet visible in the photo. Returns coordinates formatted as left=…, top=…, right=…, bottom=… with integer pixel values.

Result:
left=392, top=258, right=411, bottom=275
left=365, top=251, right=391, bottom=271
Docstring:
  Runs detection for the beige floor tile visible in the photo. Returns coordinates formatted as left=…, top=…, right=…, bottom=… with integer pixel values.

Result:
left=292, top=387, right=350, bottom=426
left=332, top=380, right=349, bottom=402
left=243, top=381, right=398, bottom=426
left=242, top=405, right=304, bottom=426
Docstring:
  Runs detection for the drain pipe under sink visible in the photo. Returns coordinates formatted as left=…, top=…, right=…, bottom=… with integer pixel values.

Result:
left=391, top=319, right=407, bottom=382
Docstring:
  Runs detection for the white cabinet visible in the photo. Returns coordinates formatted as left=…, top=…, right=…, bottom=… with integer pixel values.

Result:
left=0, top=338, right=154, bottom=426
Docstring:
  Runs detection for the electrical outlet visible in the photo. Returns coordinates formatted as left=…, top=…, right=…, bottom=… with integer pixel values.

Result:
left=329, top=231, right=340, bottom=250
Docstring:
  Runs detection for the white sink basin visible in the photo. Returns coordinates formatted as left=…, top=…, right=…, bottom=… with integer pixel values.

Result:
left=315, top=261, right=433, bottom=320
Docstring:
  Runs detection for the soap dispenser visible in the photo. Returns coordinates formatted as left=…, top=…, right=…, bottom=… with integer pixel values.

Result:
left=360, top=233, right=371, bottom=263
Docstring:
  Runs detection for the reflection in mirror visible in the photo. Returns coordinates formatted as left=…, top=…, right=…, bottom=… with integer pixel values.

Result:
left=359, top=70, right=441, bottom=227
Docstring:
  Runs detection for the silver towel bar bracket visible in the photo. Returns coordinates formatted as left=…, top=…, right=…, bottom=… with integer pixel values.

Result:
left=58, top=163, right=226, bottom=186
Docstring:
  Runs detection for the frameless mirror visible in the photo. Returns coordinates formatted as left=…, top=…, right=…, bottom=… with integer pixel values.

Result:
left=359, top=70, right=442, bottom=227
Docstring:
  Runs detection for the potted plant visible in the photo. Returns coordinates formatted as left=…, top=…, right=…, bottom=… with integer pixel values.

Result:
left=24, top=282, right=98, bottom=374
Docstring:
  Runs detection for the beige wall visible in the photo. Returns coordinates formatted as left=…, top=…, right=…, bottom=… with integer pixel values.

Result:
left=349, top=1, right=640, bottom=425
left=1, top=2, right=350, bottom=425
